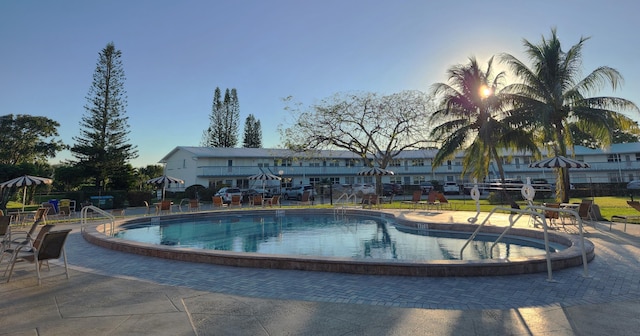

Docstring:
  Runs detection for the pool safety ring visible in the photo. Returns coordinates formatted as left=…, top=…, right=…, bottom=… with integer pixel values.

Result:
left=521, top=184, right=535, bottom=201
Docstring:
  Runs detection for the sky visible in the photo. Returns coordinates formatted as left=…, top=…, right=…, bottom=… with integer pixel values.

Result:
left=2, top=0, right=640, bottom=168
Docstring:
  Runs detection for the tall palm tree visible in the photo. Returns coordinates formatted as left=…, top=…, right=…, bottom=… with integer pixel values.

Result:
left=429, top=56, right=539, bottom=185
left=501, top=28, right=639, bottom=202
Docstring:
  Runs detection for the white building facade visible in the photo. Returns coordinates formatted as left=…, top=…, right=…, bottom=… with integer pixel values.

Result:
left=159, top=143, right=640, bottom=191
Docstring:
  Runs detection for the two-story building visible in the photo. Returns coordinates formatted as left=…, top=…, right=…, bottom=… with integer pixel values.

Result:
left=159, top=143, right=640, bottom=191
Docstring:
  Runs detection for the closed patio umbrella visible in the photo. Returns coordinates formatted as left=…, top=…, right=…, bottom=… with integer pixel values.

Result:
left=146, top=175, right=184, bottom=200
left=0, top=175, right=53, bottom=211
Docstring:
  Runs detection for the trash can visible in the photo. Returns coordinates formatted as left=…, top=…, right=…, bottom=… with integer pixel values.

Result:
left=89, top=196, right=114, bottom=209
left=48, top=199, right=59, bottom=213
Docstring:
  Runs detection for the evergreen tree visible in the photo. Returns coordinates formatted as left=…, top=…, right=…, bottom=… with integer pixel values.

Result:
left=242, top=114, right=262, bottom=148
left=202, top=87, right=239, bottom=147
left=70, top=42, right=138, bottom=190
left=201, top=87, right=224, bottom=146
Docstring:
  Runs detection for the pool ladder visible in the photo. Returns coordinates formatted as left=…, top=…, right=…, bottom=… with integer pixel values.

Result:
left=334, top=193, right=358, bottom=215
left=459, top=205, right=590, bottom=282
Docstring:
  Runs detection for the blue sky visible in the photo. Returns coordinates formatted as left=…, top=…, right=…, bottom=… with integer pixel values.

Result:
left=2, top=0, right=639, bottom=168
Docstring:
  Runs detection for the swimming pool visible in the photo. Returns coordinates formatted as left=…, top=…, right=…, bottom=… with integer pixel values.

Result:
left=83, top=209, right=594, bottom=276
left=113, top=213, right=563, bottom=261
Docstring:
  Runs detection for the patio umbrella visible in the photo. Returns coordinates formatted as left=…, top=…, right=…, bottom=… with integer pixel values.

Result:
left=528, top=156, right=591, bottom=169
left=356, top=167, right=395, bottom=176
left=248, top=173, right=282, bottom=196
left=357, top=167, right=395, bottom=195
left=146, top=175, right=184, bottom=200
left=0, top=175, right=53, bottom=211
left=529, top=156, right=590, bottom=201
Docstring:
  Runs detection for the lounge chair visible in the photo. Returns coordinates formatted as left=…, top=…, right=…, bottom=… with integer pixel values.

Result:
left=265, top=195, right=280, bottom=207
left=253, top=195, right=264, bottom=207
left=4, top=229, right=72, bottom=285
left=402, top=190, right=427, bottom=209
left=295, top=191, right=312, bottom=206
left=435, top=192, right=452, bottom=210
left=189, top=199, right=200, bottom=211
left=610, top=200, right=640, bottom=232
left=426, top=191, right=440, bottom=210
left=157, top=200, right=172, bottom=215
left=362, top=194, right=380, bottom=209
left=212, top=196, right=227, bottom=208
left=230, top=195, right=242, bottom=207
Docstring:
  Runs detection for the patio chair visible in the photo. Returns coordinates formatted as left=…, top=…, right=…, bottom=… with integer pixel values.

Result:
left=577, top=200, right=593, bottom=221
left=157, top=200, right=172, bottom=215
left=0, top=216, right=11, bottom=250
left=252, top=195, right=264, bottom=207
left=301, top=190, right=313, bottom=205
left=188, top=199, right=200, bottom=211
left=402, top=190, right=426, bottom=209
left=265, top=194, right=280, bottom=207
left=426, top=191, right=440, bottom=210
left=212, top=196, right=227, bottom=208
left=542, top=203, right=560, bottom=228
left=1, top=224, right=55, bottom=266
left=362, top=194, right=380, bottom=209
left=230, top=195, right=242, bottom=207
left=5, top=229, right=71, bottom=285
left=435, top=192, right=452, bottom=210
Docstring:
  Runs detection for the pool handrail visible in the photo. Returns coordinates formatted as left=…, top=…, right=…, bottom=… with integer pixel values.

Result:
left=80, top=205, right=115, bottom=237
left=459, top=205, right=589, bottom=282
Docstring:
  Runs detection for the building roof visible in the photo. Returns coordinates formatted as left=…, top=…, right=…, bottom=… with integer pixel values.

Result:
left=159, top=143, right=640, bottom=163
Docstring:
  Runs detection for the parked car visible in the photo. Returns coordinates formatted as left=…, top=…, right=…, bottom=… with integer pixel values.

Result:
left=282, top=185, right=316, bottom=200
left=351, top=183, right=375, bottom=197
left=627, top=180, right=640, bottom=189
left=382, top=183, right=404, bottom=196
left=442, top=181, right=459, bottom=195
left=420, top=181, right=434, bottom=194
left=215, top=187, right=242, bottom=203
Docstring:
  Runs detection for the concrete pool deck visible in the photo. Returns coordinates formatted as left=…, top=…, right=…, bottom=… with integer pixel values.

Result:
left=1, top=206, right=639, bottom=335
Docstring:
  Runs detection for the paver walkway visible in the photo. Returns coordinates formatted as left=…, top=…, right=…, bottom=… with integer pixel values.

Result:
left=1, top=208, right=639, bottom=335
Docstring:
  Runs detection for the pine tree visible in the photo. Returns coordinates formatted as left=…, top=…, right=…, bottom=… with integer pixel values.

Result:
left=71, top=42, right=137, bottom=189
left=243, top=114, right=262, bottom=148
left=202, top=87, right=239, bottom=147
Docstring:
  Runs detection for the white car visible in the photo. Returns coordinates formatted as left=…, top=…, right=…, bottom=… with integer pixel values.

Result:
left=443, top=182, right=459, bottom=194
left=351, top=183, right=375, bottom=196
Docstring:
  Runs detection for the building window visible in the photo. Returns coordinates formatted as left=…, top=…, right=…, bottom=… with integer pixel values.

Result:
left=389, top=159, right=402, bottom=167
left=413, top=176, right=426, bottom=185
left=275, top=158, right=293, bottom=166
left=345, top=159, right=357, bottom=167
left=390, top=176, right=402, bottom=184
left=411, top=159, right=424, bottom=166
left=328, top=160, right=340, bottom=167
left=309, top=162, right=320, bottom=167
left=309, top=177, right=320, bottom=186
left=608, top=154, right=621, bottom=162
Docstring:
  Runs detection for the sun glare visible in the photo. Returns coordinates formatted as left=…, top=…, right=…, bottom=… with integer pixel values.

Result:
left=480, top=86, right=492, bottom=98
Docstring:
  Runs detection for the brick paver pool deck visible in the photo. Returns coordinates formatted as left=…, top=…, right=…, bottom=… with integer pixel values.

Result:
left=1, top=206, right=639, bottom=335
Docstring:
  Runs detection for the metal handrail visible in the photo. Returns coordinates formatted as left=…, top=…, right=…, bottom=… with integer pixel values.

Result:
left=459, top=205, right=589, bottom=282
left=80, top=205, right=116, bottom=237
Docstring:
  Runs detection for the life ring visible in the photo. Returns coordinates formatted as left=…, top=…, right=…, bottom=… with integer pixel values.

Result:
left=521, top=184, right=536, bottom=201
left=470, top=186, right=481, bottom=201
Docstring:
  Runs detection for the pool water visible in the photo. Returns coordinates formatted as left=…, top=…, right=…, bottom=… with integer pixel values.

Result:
left=114, top=213, right=563, bottom=261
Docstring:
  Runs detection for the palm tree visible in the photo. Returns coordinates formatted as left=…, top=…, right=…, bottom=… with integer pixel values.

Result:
left=501, top=28, right=640, bottom=202
left=429, top=56, right=539, bottom=185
